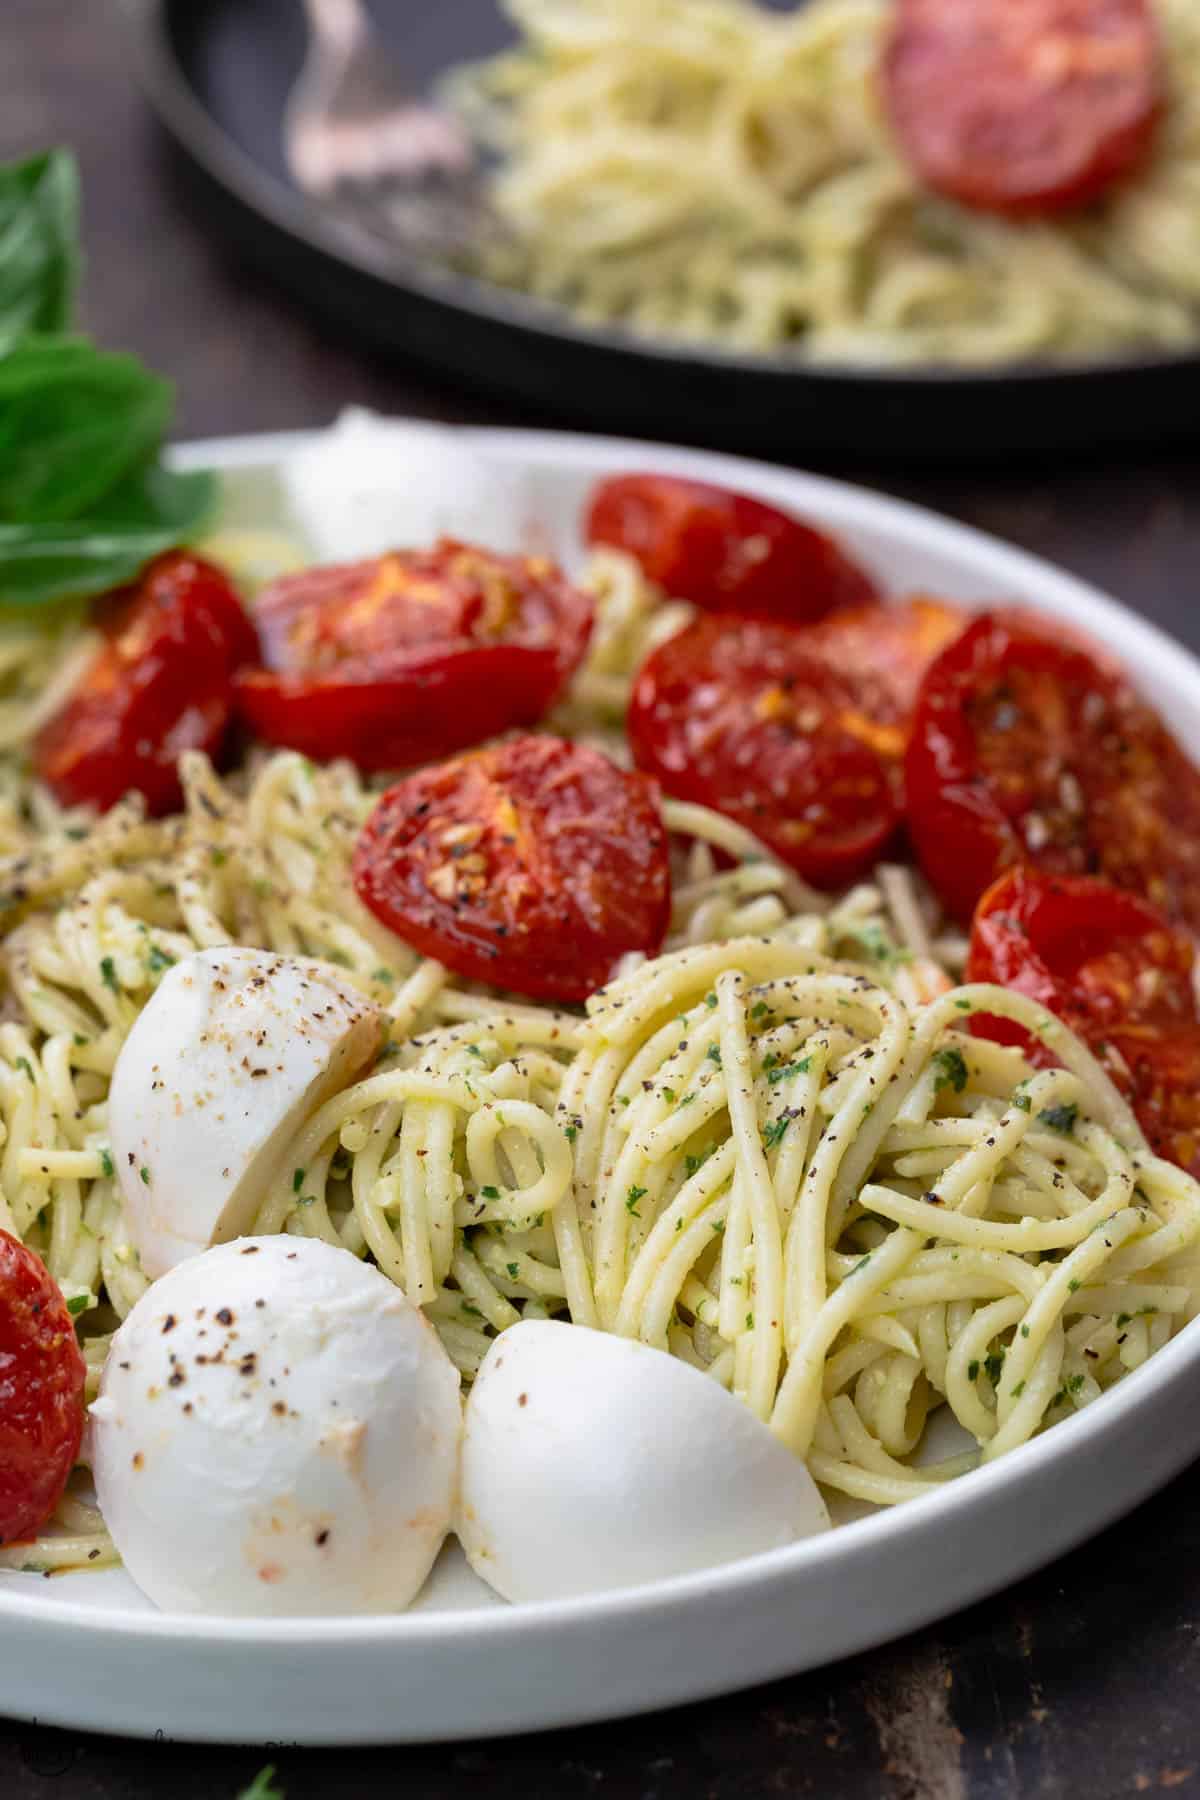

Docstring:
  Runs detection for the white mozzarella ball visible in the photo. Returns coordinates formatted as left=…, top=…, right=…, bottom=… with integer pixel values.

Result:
left=89, top=1237, right=462, bottom=1615
left=107, top=947, right=382, bottom=1280
left=282, top=409, right=540, bottom=561
left=458, top=1321, right=830, bottom=1603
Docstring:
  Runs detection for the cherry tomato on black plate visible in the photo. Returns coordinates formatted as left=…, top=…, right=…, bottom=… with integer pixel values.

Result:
left=883, top=0, right=1162, bottom=216
left=234, top=541, right=593, bottom=772
left=585, top=474, right=878, bottom=623
left=627, top=614, right=902, bottom=887
left=905, top=610, right=1200, bottom=927
left=0, top=1231, right=86, bottom=1546
left=353, top=734, right=671, bottom=1002
left=33, top=552, right=256, bottom=818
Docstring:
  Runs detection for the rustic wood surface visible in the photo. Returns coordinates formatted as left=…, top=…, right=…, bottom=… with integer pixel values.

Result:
left=5, top=3, right=1200, bottom=1795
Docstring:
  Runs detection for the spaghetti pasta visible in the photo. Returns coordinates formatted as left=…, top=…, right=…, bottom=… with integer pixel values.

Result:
left=445, top=0, right=1200, bottom=366
left=3, top=541, right=1199, bottom=1577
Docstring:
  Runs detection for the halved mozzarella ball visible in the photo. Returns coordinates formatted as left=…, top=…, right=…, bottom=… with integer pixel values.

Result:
left=458, top=1321, right=830, bottom=1603
left=89, top=1236, right=462, bottom=1615
left=108, top=947, right=382, bottom=1279
left=282, top=409, right=541, bottom=562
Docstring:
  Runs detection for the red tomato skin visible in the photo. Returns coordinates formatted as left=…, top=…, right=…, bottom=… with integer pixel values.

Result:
left=966, top=866, right=1196, bottom=1049
left=905, top=611, right=1200, bottom=928
left=0, top=1231, right=86, bottom=1546
left=236, top=642, right=568, bottom=773
left=628, top=614, right=901, bottom=888
left=33, top=553, right=256, bottom=818
left=1105, top=1026, right=1200, bottom=1178
left=353, top=735, right=671, bottom=1002
left=236, top=543, right=594, bottom=771
left=585, top=475, right=879, bottom=622
left=798, top=597, right=967, bottom=765
left=883, top=0, right=1163, bottom=216
left=967, top=868, right=1200, bottom=1176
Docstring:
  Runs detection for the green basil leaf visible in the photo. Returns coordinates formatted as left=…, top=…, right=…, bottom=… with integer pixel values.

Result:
left=0, top=463, right=218, bottom=607
left=0, top=338, right=173, bottom=523
left=0, top=150, right=80, bottom=349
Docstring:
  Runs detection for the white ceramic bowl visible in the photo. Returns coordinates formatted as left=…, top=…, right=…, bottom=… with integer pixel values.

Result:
left=4, top=424, right=1199, bottom=1746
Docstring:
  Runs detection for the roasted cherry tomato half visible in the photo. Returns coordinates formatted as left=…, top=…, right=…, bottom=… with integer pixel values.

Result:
left=1105, top=1025, right=1200, bottom=1180
left=235, top=541, right=593, bottom=772
left=798, top=597, right=967, bottom=765
left=33, top=552, right=257, bottom=818
left=627, top=615, right=900, bottom=887
left=353, top=735, right=671, bottom=1002
left=968, top=868, right=1200, bottom=1175
left=905, top=610, right=1200, bottom=928
left=883, top=0, right=1162, bottom=216
left=585, top=474, right=878, bottom=623
left=967, top=867, right=1196, bottom=1048
left=0, top=1231, right=86, bottom=1546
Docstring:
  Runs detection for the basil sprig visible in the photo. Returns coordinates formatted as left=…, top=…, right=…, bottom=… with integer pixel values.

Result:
left=0, top=149, right=79, bottom=348
left=0, top=148, right=216, bottom=609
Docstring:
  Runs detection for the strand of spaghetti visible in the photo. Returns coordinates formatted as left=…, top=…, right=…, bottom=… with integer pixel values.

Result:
left=771, top=1224, right=923, bottom=1453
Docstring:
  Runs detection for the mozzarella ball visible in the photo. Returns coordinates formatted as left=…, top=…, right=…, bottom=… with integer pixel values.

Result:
left=90, top=1237, right=462, bottom=1615
left=108, top=947, right=382, bottom=1279
left=282, top=409, right=541, bottom=562
left=458, top=1321, right=830, bottom=1603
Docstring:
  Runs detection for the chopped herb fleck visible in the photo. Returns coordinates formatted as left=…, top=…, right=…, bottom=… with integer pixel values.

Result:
left=292, top=1168, right=306, bottom=1193
left=768, top=1057, right=811, bottom=1086
left=100, top=956, right=119, bottom=993
left=66, top=1293, right=91, bottom=1316
left=506, top=1262, right=520, bottom=1279
left=147, top=944, right=176, bottom=973
left=762, top=1116, right=790, bottom=1150
left=931, top=1047, right=968, bottom=1094
left=625, top=1184, right=648, bottom=1217
left=14, top=1056, right=33, bottom=1081
left=967, top=1359, right=980, bottom=1382
left=481, top=1184, right=500, bottom=1200
left=1038, top=1102, right=1078, bottom=1136
left=100, top=1147, right=115, bottom=1179
left=139, top=1166, right=151, bottom=1186
left=236, top=1767, right=285, bottom=1800
left=706, top=1044, right=722, bottom=1066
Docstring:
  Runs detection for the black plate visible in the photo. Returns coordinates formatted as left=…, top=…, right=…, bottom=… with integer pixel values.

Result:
left=122, top=0, right=1200, bottom=462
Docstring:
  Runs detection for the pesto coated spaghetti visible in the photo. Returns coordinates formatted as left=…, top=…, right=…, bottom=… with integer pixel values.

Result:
left=446, top=0, right=1200, bottom=366
left=3, top=535, right=1199, bottom=1577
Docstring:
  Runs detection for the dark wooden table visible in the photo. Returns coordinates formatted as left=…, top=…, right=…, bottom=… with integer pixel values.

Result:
left=6, top=4, right=1200, bottom=1795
